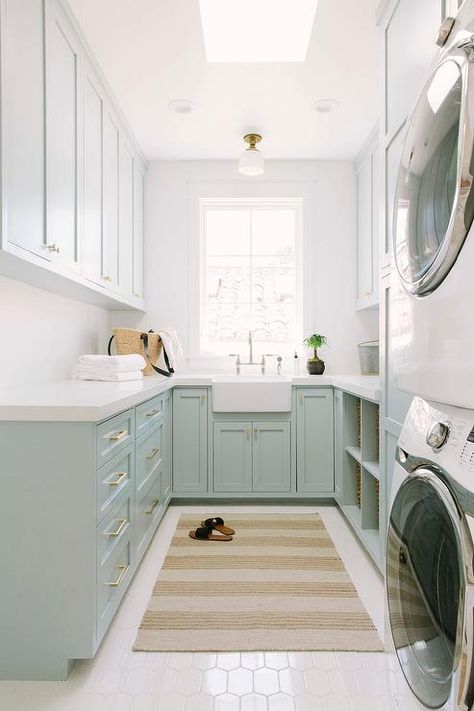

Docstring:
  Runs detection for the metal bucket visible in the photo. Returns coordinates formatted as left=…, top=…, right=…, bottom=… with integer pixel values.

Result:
left=358, top=341, right=379, bottom=375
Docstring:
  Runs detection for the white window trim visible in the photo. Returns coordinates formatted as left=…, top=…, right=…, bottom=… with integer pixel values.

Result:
left=186, top=178, right=318, bottom=371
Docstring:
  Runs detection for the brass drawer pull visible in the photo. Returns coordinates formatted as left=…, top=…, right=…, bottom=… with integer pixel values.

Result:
left=146, top=498, right=160, bottom=515
left=101, top=274, right=112, bottom=282
left=108, top=471, right=128, bottom=487
left=145, top=409, right=161, bottom=417
left=46, top=243, right=60, bottom=253
left=107, top=518, right=128, bottom=537
left=107, top=564, right=128, bottom=587
left=146, top=447, right=160, bottom=460
left=107, top=429, right=128, bottom=442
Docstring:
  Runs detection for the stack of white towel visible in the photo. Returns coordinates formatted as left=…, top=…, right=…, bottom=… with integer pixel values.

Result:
left=74, top=354, right=147, bottom=382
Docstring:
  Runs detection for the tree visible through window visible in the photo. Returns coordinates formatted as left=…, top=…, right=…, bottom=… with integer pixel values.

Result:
left=200, top=199, right=302, bottom=357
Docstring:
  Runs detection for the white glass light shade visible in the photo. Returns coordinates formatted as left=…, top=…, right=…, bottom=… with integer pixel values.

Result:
left=238, top=148, right=264, bottom=176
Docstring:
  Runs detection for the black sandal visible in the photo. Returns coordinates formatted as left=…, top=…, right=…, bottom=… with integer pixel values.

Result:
left=201, top=517, right=236, bottom=536
left=189, top=525, right=233, bottom=541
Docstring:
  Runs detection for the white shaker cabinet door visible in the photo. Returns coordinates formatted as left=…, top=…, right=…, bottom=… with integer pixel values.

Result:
left=119, top=137, right=134, bottom=298
left=133, top=161, right=145, bottom=300
left=83, top=65, right=104, bottom=286
left=45, top=0, right=82, bottom=272
left=102, top=109, right=120, bottom=290
left=2, top=0, right=47, bottom=259
left=356, top=155, right=373, bottom=302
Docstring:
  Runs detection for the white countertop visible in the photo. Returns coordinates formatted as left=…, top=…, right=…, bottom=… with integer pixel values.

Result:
left=0, top=373, right=380, bottom=422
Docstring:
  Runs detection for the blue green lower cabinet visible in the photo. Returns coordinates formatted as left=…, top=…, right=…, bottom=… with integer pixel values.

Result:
left=0, top=391, right=171, bottom=681
left=213, top=421, right=291, bottom=493
left=296, top=387, right=335, bottom=493
left=253, top=422, right=290, bottom=492
left=213, top=422, right=253, bottom=492
left=334, top=389, right=344, bottom=505
left=173, top=388, right=208, bottom=493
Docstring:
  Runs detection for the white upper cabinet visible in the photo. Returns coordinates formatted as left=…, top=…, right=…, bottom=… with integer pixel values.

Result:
left=83, top=64, right=104, bottom=286
left=2, top=0, right=46, bottom=259
left=385, top=0, right=441, bottom=138
left=102, top=109, right=120, bottom=290
left=45, top=0, right=82, bottom=272
left=0, top=0, right=146, bottom=309
left=133, top=162, right=145, bottom=300
left=119, top=137, right=135, bottom=298
left=355, top=126, right=379, bottom=310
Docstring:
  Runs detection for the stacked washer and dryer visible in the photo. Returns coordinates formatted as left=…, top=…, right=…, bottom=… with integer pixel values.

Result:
left=386, top=3, right=474, bottom=710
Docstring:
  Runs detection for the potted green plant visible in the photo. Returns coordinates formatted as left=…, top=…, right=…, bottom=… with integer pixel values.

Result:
left=303, top=333, right=328, bottom=375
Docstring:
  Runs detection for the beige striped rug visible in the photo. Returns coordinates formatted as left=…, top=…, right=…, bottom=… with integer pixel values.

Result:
left=133, top=513, right=383, bottom=652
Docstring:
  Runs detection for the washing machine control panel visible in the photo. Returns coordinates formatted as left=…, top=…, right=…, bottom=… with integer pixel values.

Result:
left=459, top=425, right=474, bottom=472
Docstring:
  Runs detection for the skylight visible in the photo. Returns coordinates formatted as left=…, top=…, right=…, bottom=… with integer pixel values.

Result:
left=198, top=0, right=319, bottom=63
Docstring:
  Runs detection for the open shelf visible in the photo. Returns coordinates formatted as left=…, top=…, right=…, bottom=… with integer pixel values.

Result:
left=346, top=446, right=362, bottom=463
left=363, top=460, right=380, bottom=480
left=340, top=392, right=381, bottom=569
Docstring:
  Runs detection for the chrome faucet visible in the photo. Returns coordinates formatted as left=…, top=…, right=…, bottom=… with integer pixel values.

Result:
left=229, top=331, right=282, bottom=375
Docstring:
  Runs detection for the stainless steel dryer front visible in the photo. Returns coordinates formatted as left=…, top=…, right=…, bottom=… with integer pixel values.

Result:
left=387, top=397, right=474, bottom=710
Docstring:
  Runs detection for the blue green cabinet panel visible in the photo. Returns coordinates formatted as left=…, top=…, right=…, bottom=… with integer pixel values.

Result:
left=334, top=389, right=344, bottom=505
left=213, top=422, right=253, bottom=492
left=253, top=422, right=291, bottom=492
left=172, top=388, right=208, bottom=493
left=296, top=387, right=334, bottom=493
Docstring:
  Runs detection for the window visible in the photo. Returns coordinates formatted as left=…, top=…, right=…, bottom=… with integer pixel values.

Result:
left=199, top=198, right=302, bottom=357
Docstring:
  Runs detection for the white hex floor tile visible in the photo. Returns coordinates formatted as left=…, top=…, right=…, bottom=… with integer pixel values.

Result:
left=228, top=668, right=253, bottom=696
left=185, top=692, right=213, bottom=711
left=241, top=693, right=269, bottom=711
left=213, top=693, right=240, bottom=711
left=0, top=505, right=419, bottom=711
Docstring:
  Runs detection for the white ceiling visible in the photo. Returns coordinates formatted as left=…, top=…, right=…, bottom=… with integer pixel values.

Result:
left=67, top=0, right=382, bottom=161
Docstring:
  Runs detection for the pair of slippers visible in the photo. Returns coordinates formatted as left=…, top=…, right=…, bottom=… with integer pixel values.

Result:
left=189, top=517, right=235, bottom=542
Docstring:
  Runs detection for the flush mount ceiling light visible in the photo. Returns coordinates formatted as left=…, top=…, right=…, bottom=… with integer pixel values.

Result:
left=199, top=0, right=319, bottom=62
left=238, top=134, right=264, bottom=176
left=168, top=99, right=194, bottom=114
left=313, top=98, right=341, bottom=113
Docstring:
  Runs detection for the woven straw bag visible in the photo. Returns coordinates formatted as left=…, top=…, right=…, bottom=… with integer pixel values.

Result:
left=108, top=328, right=173, bottom=377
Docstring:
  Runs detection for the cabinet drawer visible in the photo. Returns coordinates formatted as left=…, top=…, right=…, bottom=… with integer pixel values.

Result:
left=136, top=471, right=163, bottom=558
left=97, top=446, right=134, bottom=522
left=97, top=534, right=132, bottom=636
left=96, top=410, right=135, bottom=468
left=97, top=494, right=133, bottom=568
left=136, top=423, right=162, bottom=494
left=136, top=394, right=165, bottom=436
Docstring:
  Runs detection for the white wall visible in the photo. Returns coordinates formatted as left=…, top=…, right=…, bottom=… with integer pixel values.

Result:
left=111, top=160, right=379, bottom=374
left=0, top=275, right=109, bottom=386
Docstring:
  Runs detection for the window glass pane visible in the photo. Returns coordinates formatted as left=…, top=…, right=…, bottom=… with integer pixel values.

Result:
left=252, top=266, right=296, bottom=304
left=201, top=201, right=301, bottom=354
left=205, top=304, right=251, bottom=341
left=252, top=303, right=297, bottom=343
left=207, top=265, right=251, bottom=304
left=252, top=209, right=296, bottom=255
left=206, top=209, right=250, bottom=255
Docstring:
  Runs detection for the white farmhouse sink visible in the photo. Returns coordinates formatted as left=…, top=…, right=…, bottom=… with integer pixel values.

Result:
left=212, top=375, right=292, bottom=412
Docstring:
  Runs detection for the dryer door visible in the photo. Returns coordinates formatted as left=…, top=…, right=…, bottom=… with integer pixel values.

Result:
left=393, top=46, right=474, bottom=295
left=386, top=471, right=465, bottom=708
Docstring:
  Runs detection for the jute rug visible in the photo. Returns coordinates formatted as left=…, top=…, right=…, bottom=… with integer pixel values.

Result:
left=133, top=513, right=383, bottom=652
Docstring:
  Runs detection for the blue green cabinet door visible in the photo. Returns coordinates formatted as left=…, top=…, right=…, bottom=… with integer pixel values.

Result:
left=296, top=388, right=334, bottom=493
left=253, top=422, right=290, bottom=492
left=161, top=394, right=172, bottom=501
left=213, top=422, right=252, bottom=492
left=334, top=389, right=344, bottom=505
left=173, top=388, right=208, bottom=493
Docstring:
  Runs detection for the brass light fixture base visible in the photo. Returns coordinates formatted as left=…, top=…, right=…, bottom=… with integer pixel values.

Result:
left=243, top=133, right=262, bottom=150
